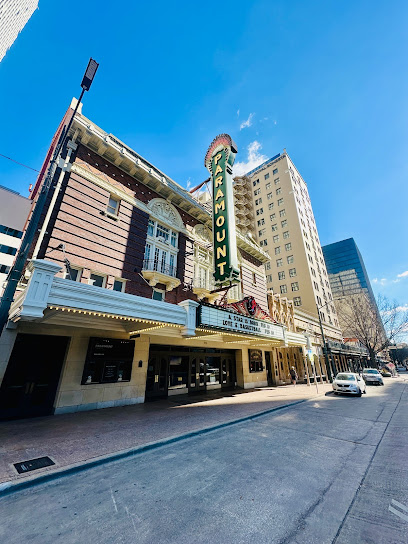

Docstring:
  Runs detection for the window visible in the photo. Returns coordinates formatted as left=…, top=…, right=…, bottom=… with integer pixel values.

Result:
left=265, top=262, right=271, bottom=271
left=0, top=264, right=10, bottom=274
left=0, top=244, right=17, bottom=256
left=81, top=337, right=134, bottom=385
left=268, top=202, right=274, bottom=210
left=273, top=234, right=280, bottom=243
left=147, top=219, right=155, bottom=236
left=267, top=192, right=273, bottom=200
left=0, top=224, right=23, bottom=239
left=276, top=187, right=282, bottom=195
left=253, top=179, right=259, bottom=186
left=255, top=198, right=262, bottom=205
left=270, top=213, right=276, bottom=220
left=260, top=240, right=268, bottom=247
left=308, top=254, right=313, bottom=263
left=280, top=284, right=287, bottom=294
left=285, top=242, right=292, bottom=251
left=291, top=282, right=299, bottom=291
left=317, top=296, right=322, bottom=306
left=156, top=223, right=170, bottom=242
left=249, top=349, right=263, bottom=373
left=89, top=272, right=106, bottom=288
left=283, top=231, right=290, bottom=239
left=287, top=255, right=294, bottom=264
left=254, top=188, right=261, bottom=196
left=256, top=208, right=263, bottom=215
left=267, top=274, right=273, bottom=282
left=258, top=229, right=266, bottom=237
left=311, top=268, right=316, bottom=277
left=152, top=289, right=165, bottom=301
left=252, top=272, right=257, bottom=285
left=264, top=173, right=270, bottom=180
left=271, top=224, right=278, bottom=232
left=265, top=182, right=271, bottom=190
left=293, top=297, right=302, bottom=307
left=276, top=258, right=283, bottom=267
left=289, top=268, right=296, bottom=277
left=257, top=218, right=265, bottom=226
left=275, top=246, right=281, bottom=255
left=281, top=219, right=288, bottom=228
left=65, top=266, right=82, bottom=282
left=273, top=168, right=278, bottom=175
left=274, top=177, right=280, bottom=185
left=113, top=279, right=126, bottom=292
left=279, top=209, right=286, bottom=217
left=144, top=219, right=179, bottom=277
left=107, top=195, right=120, bottom=216
left=277, top=198, right=284, bottom=206
left=278, top=271, right=285, bottom=280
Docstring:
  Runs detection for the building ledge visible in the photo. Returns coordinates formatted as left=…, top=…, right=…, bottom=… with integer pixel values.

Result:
left=141, top=269, right=181, bottom=291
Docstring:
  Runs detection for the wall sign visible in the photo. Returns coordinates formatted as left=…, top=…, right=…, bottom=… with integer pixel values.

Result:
left=198, top=304, right=285, bottom=340
left=205, top=134, right=240, bottom=286
left=81, top=337, right=135, bottom=385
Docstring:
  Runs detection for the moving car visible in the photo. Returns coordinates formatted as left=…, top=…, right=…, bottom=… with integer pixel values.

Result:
left=362, top=368, right=384, bottom=385
left=332, top=373, right=366, bottom=396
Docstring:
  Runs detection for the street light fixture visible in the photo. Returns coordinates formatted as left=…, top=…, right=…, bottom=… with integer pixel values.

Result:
left=316, top=299, right=336, bottom=383
left=0, top=58, right=99, bottom=334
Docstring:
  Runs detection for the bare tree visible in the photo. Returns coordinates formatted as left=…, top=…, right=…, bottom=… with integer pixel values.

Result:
left=335, top=293, right=408, bottom=365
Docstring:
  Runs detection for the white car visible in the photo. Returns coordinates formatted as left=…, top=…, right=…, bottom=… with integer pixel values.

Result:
left=332, top=372, right=366, bottom=396
left=362, top=368, right=384, bottom=385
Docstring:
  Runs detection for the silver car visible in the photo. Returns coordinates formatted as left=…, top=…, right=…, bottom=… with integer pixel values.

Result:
left=332, top=372, right=367, bottom=396
left=362, top=368, right=384, bottom=385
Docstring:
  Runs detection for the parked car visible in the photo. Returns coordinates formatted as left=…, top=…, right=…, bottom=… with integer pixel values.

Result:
left=380, top=368, right=392, bottom=377
left=332, top=373, right=366, bottom=396
left=362, top=368, right=384, bottom=385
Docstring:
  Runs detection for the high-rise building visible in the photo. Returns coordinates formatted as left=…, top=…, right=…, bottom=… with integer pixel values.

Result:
left=0, top=185, right=31, bottom=287
left=246, top=151, right=342, bottom=341
left=322, top=238, right=376, bottom=304
left=0, top=0, right=38, bottom=62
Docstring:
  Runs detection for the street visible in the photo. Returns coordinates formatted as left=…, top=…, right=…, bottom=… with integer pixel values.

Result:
left=0, top=378, right=407, bottom=544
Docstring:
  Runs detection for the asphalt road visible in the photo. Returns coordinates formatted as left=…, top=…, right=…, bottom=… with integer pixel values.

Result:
left=1, top=377, right=407, bottom=544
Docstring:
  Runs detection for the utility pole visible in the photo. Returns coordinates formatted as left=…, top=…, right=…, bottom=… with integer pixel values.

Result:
left=316, top=301, right=336, bottom=383
left=0, top=58, right=99, bottom=334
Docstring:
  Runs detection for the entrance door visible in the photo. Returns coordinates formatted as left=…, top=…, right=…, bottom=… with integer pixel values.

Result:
left=221, top=356, right=235, bottom=389
left=265, top=352, right=274, bottom=386
left=145, top=355, right=168, bottom=400
left=189, top=356, right=206, bottom=393
left=0, top=334, right=70, bottom=420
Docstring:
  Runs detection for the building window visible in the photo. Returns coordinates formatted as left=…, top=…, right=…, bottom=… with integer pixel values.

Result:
left=255, top=198, right=262, bottom=205
left=65, top=266, right=82, bottom=282
left=256, top=208, right=263, bottom=215
left=147, top=219, right=155, bottom=236
left=311, top=268, right=316, bottom=277
left=270, top=213, right=276, bottom=220
left=287, top=255, right=294, bottom=264
left=254, top=188, right=261, bottom=196
left=0, top=224, right=23, bottom=239
left=289, top=268, right=297, bottom=277
left=285, top=242, right=292, bottom=251
left=273, top=234, right=280, bottom=243
left=293, top=297, right=302, bottom=307
left=278, top=271, right=285, bottom=280
left=275, top=246, right=281, bottom=255
left=267, top=192, right=273, bottom=200
left=268, top=202, right=274, bottom=210
left=283, top=231, right=290, bottom=239
left=274, top=177, right=280, bottom=185
left=280, top=284, right=287, bottom=294
left=152, top=289, right=165, bottom=301
left=271, top=224, right=278, bottom=232
left=317, top=296, right=322, bottom=306
left=89, top=272, right=106, bottom=288
left=107, top=195, right=120, bottom=216
left=0, top=264, right=11, bottom=274
left=281, top=219, right=288, bottom=228
left=265, top=173, right=270, bottom=180
left=144, top=219, right=179, bottom=277
left=277, top=198, right=284, bottom=206
left=253, top=179, right=259, bottom=186
left=276, top=258, right=283, bottom=267
left=249, top=349, right=263, bottom=373
left=260, top=240, right=268, bottom=247
left=257, top=218, right=265, bottom=226
left=267, top=274, right=273, bottom=282
left=279, top=209, right=286, bottom=217
left=273, top=168, right=278, bottom=175
left=265, top=182, right=271, bottom=190
left=258, top=229, right=266, bottom=237
left=252, top=272, right=257, bottom=285
left=0, top=244, right=17, bottom=256
left=113, top=279, right=126, bottom=292
left=308, top=254, right=313, bottom=263
left=276, top=187, right=282, bottom=195
left=265, top=262, right=271, bottom=271
left=291, top=282, right=299, bottom=291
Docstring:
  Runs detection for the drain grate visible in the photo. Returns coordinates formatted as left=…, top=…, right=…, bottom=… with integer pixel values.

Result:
left=14, top=456, right=55, bottom=474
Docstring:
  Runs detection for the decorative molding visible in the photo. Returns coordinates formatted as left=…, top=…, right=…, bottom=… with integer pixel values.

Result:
left=147, top=198, right=184, bottom=230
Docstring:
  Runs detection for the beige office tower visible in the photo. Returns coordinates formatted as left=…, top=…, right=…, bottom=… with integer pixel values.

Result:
left=246, top=151, right=342, bottom=339
left=0, top=0, right=38, bottom=61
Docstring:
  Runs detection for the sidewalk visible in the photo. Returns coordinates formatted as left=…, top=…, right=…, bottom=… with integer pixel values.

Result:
left=0, top=383, right=332, bottom=489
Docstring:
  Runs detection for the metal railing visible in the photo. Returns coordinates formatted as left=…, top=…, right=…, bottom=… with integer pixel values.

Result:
left=142, top=259, right=177, bottom=278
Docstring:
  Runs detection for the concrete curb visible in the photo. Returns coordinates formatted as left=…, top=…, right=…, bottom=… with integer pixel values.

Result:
left=0, top=395, right=319, bottom=498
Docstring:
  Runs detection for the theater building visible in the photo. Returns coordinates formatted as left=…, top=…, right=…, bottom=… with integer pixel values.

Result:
left=0, top=101, right=306, bottom=419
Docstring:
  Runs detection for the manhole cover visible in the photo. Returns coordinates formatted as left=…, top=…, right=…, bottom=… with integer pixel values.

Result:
left=14, top=456, right=55, bottom=474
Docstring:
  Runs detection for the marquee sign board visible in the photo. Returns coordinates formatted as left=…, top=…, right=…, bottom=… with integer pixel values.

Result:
left=198, top=304, right=285, bottom=340
left=205, top=134, right=240, bottom=286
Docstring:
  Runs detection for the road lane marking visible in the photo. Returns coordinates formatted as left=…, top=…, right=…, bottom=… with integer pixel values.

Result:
left=389, top=499, right=408, bottom=522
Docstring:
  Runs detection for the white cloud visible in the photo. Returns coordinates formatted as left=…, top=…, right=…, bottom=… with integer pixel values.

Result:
left=395, top=304, right=408, bottom=312
left=372, top=277, right=387, bottom=286
left=233, top=141, right=268, bottom=177
left=186, top=177, right=192, bottom=190
left=273, top=120, right=277, bottom=125
left=237, top=109, right=240, bottom=117
left=397, top=271, right=408, bottom=278
left=240, top=113, right=254, bottom=130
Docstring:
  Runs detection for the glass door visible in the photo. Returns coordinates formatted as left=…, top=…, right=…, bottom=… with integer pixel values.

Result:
left=145, top=355, right=168, bottom=400
left=189, top=356, right=206, bottom=392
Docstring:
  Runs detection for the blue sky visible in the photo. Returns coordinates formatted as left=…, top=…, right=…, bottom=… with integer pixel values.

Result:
left=0, top=0, right=407, bottom=318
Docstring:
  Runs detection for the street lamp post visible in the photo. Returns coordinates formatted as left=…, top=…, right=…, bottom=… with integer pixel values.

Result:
left=316, top=300, right=336, bottom=383
left=0, top=59, right=99, bottom=335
